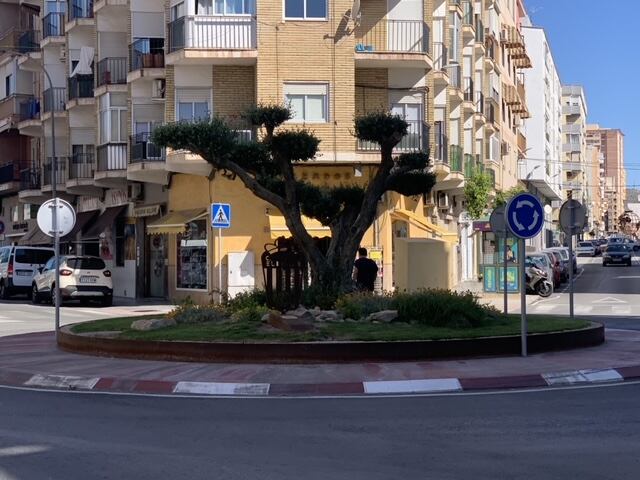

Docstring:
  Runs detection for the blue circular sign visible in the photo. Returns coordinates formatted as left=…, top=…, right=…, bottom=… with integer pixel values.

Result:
left=506, top=193, right=544, bottom=239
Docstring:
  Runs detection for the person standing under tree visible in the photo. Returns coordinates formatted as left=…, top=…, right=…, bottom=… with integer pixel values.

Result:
left=352, top=247, right=379, bottom=292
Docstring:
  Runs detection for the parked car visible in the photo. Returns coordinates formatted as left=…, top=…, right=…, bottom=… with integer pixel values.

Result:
left=602, top=244, right=633, bottom=267
left=545, top=248, right=569, bottom=282
left=32, top=256, right=113, bottom=306
left=576, top=241, right=596, bottom=257
left=550, top=246, right=578, bottom=275
left=527, top=253, right=556, bottom=289
left=623, top=238, right=639, bottom=252
left=0, top=246, right=55, bottom=299
left=540, top=251, right=563, bottom=286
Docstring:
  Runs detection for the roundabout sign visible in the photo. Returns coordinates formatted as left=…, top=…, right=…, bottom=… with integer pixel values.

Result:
left=506, top=193, right=544, bottom=239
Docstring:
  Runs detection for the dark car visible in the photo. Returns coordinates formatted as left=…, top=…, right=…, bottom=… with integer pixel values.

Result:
left=602, top=244, right=632, bottom=267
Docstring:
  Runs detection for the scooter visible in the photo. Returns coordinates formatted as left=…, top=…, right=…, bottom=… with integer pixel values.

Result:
left=526, top=265, right=553, bottom=297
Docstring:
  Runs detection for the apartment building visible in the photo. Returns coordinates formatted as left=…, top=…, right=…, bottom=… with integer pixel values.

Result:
left=4, top=0, right=532, bottom=301
left=520, top=22, right=562, bottom=250
left=586, top=125, right=626, bottom=233
left=585, top=143, right=604, bottom=237
left=560, top=85, right=588, bottom=212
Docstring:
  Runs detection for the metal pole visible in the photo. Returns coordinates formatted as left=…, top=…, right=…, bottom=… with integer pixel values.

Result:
left=42, top=68, right=60, bottom=334
left=218, top=227, right=222, bottom=304
left=568, top=209, right=575, bottom=319
left=519, top=238, right=527, bottom=357
left=503, top=234, right=508, bottom=315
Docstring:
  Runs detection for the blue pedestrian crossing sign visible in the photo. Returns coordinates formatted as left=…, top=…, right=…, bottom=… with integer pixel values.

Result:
left=506, top=193, right=544, bottom=239
left=211, top=203, right=231, bottom=229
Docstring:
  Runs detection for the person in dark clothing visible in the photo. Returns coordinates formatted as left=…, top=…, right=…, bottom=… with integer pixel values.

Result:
left=353, top=247, right=379, bottom=292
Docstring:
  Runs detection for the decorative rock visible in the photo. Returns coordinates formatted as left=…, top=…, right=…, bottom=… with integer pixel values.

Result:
left=365, top=310, right=398, bottom=323
left=285, top=307, right=315, bottom=323
left=280, top=315, right=317, bottom=332
left=130, top=318, right=177, bottom=331
left=316, top=310, right=343, bottom=322
left=345, top=318, right=356, bottom=323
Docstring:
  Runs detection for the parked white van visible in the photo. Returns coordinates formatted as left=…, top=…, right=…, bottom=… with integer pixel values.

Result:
left=0, top=246, right=55, bottom=299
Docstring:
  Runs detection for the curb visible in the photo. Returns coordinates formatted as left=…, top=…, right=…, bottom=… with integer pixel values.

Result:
left=1, top=366, right=637, bottom=397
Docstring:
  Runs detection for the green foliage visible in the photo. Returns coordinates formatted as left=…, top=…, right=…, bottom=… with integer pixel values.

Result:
left=335, top=292, right=395, bottom=320
left=243, top=104, right=291, bottom=131
left=301, top=285, right=341, bottom=310
left=354, top=112, right=408, bottom=148
left=271, top=130, right=320, bottom=162
left=385, top=152, right=437, bottom=196
left=167, top=300, right=227, bottom=324
left=335, top=289, right=496, bottom=328
left=464, top=170, right=494, bottom=219
left=224, top=289, right=267, bottom=313
left=297, top=183, right=365, bottom=226
left=494, top=185, right=527, bottom=207
left=230, top=305, right=270, bottom=323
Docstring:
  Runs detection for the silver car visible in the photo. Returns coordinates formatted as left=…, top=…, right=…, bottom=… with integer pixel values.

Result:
left=576, top=241, right=596, bottom=257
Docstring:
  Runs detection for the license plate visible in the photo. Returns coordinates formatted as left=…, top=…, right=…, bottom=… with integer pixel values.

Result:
left=15, top=271, right=32, bottom=276
left=612, top=258, right=622, bottom=262
left=80, top=276, right=97, bottom=283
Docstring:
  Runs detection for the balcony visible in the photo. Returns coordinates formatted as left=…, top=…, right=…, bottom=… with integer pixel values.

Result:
left=562, top=104, right=581, bottom=116
left=486, top=167, right=496, bottom=188
left=484, top=100, right=498, bottom=127
left=127, top=132, right=169, bottom=185
left=462, top=1, right=474, bottom=37
left=433, top=42, right=449, bottom=84
left=42, top=12, right=65, bottom=42
left=18, top=97, right=41, bottom=136
left=463, top=78, right=474, bottom=108
left=95, top=143, right=127, bottom=187
left=68, top=0, right=94, bottom=21
left=450, top=145, right=463, bottom=173
left=517, top=159, right=562, bottom=200
left=562, top=142, right=581, bottom=153
left=449, top=64, right=461, bottom=89
left=67, top=75, right=95, bottom=105
left=17, top=29, right=41, bottom=54
left=42, top=158, right=67, bottom=190
left=96, top=57, right=127, bottom=88
left=167, top=15, right=257, bottom=66
left=0, top=94, right=35, bottom=132
left=43, top=87, right=66, bottom=114
left=357, top=120, right=428, bottom=153
left=562, top=123, right=582, bottom=134
left=474, top=15, right=484, bottom=44
left=0, top=162, right=20, bottom=195
left=464, top=154, right=477, bottom=178
left=563, top=160, right=583, bottom=173
left=130, top=38, right=165, bottom=75
left=354, top=20, right=431, bottom=69
left=474, top=91, right=485, bottom=120
left=518, top=132, right=527, bottom=154
left=19, top=167, right=45, bottom=203
left=67, top=152, right=101, bottom=195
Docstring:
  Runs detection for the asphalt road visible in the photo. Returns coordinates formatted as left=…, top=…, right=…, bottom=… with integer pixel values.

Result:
left=1, top=383, right=640, bottom=480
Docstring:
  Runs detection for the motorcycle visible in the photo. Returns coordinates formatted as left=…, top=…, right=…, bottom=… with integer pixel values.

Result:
left=525, top=264, right=553, bottom=297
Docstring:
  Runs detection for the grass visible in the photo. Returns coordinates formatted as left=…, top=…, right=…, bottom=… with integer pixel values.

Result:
left=70, top=315, right=591, bottom=343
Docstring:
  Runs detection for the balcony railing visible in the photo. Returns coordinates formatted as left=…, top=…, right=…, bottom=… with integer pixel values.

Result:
left=434, top=132, right=448, bottom=164
left=485, top=100, right=497, bottom=124
left=20, top=167, right=41, bottom=190
left=130, top=38, right=165, bottom=71
left=130, top=133, right=165, bottom=163
left=463, top=78, right=473, bottom=101
left=18, top=29, right=41, bottom=53
left=69, top=0, right=94, bottom=21
left=19, top=97, right=40, bottom=121
left=0, top=94, right=34, bottom=122
left=486, top=167, right=496, bottom=187
left=474, top=15, right=484, bottom=43
left=562, top=104, right=581, bottom=115
left=68, top=75, right=94, bottom=100
left=464, top=153, right=476, bottom=178
left=475, top=91, right=485, bottom=114
left=43, top=12, right=65, bottom=39
left=562, top=142, right=581, bottom=153
left=462, top=1, right=473, bottom=25
left=355, top=20, right=429, bottom=54
left=42, top=158, right=67, bottom=186
left=0, top=162, right=19, bottom=184
left=43, top=87, right=66, bottom=112
left=357, top=120, right=428, bottom=152
left=433, top=42, right=447, bottom=70
left=450, top=64, right=461, bottom=89
left=169, top=15, right=257, bottom=52
left=96, top=57, right=127, bottom=87
left=69, top=153, right=95, bottom=179
left=450, top=145, right=463, bottom=172
left=97, top=143, right=127, bottom=171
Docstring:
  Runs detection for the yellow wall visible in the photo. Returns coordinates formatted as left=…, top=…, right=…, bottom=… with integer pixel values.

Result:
left=394, top=238, right=457, bottom=291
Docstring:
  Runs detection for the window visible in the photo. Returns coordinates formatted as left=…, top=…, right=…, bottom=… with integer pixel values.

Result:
left=171, top=2, right=185, bottom=20
left=10, top=205, right=19, bottom=222
left=66, top=257, right=107, bottom=270
left=209, top=0, right=255, bottom=14
left=23, top=204, right=37, bottom=220
left=177, top=219, right=208, bottom=290
left=5, top=74, right=12, bottom=97
left=285, top=0, right=327, bottom=19
left=284, top=83, right=328, bottom=123
left=99, top=93, right=127, bottom=144
left=176, top=89, right=211, bottom=122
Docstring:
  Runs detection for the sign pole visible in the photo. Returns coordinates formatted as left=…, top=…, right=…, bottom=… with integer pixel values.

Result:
left=218, top=227, right=223, bottom=304
left=503, top=233, right=508, bottom=315
left=519, top=237, right=527, bottom=357
left=569, top=202, right=575, bottom=319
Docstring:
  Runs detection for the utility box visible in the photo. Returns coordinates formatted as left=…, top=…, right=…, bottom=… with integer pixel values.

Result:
left=227, top=251, right=255, bottom=298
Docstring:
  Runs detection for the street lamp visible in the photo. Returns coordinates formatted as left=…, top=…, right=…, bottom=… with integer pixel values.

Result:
left=20, top=56, right=61, bottom=334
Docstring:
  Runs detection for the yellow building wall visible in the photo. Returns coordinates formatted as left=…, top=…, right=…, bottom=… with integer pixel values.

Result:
left=394, top=238, right=457, bottom=291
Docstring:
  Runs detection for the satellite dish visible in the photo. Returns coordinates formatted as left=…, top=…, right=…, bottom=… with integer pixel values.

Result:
left=37, top=198, right=76, bottom=238
left=350, top=0, right=361, bottom=25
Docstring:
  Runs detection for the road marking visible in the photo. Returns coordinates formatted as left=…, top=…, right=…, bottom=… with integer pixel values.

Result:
left=591, top=297, right=628, bottom=304
left=173, top=381, right=270, bottom=396
left=363, top=379, right=462, bottom=394
left=24, top=374, right=100, bottom=390
left=580, top=369, right=624, bottom=383
left=0, top=320, right=23, bottom=324
left=615, top=276, right=640, bottom=279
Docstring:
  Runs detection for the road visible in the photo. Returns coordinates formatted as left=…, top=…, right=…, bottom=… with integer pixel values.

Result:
left=1, top=383, right=640, bottom=479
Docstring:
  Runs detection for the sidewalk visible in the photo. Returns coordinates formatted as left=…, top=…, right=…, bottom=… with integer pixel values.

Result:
left=1, top=328, right=640, bottom=396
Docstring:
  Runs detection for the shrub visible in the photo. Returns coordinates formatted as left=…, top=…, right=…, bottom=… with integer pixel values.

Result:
left=335, top=292, right=395, bottom=320
left=225, top=289, right=267, bottom=313
left=395, top=289, right=490, bottom=328
left=301, top=285, right=340, bottom=310
left=168, top=301, right=226, bottom=324
left=230, top=305, right=270, bottom=323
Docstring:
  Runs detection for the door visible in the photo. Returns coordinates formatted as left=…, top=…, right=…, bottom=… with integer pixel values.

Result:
left=37, top=257, right=56, bottom=292
left=148, top=234, right=166, bottom=297
left=391, top=103, right=421, bottom=150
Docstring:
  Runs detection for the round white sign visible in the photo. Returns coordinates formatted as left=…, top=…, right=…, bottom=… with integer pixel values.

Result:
left=37, top=198, right=77, bottom=238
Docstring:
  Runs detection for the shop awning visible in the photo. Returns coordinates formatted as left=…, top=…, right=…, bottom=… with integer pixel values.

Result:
left=147, top=209, right=207, bottom=235
left=62, top=211, right=98, bottom=241
left=391, top=209, right=458, bottom=243
left=84, top=205, right=128, bottom=239
left=267, top=215, right=331, bottom=240
left=19, top=225, right=52, bottom=246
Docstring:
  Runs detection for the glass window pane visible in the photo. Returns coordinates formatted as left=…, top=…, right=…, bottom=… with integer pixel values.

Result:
left=110, top=93, right=127, bottom=107
left=178, top=102, right=192, bottom=121
left=110, top=111, right=118, bottom=142
left=194, top=102, right=209, bottom=120
left=244, top=0, right=255, bottom=14
left=120, top=110, right=127, bottom=141
left=286, top=95, right=304, bottom=121
left=305, top=95, right=325, bottom=122
left=306, top=0, right=326, bottom=18
left=215, top=0, right=224, bottom=14
left=197, top=0, right=212, bottom=14
left=100, top=111, right=109, bottom=143
left=227, top=0, right=243, bottom=14
left=284, top=0, right=303, bottom=18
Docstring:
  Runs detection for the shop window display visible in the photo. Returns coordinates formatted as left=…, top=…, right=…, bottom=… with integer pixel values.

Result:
left=177, top=219, right=207, bottom=290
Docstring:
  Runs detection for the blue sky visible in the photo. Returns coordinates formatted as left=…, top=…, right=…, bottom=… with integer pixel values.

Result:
left=527, top=0, right=640, bottom=187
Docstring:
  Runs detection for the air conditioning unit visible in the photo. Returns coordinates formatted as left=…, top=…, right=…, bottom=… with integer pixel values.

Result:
left=152, top=79, right=166, bottom=100
left=128, top=183, right=143, bottom=202
left=438, top=192, right=450, bottom=210
left=501, top=141, right=510, bottom=156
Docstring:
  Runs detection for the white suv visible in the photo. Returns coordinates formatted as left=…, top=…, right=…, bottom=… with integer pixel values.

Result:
left=32, top=256, right=113, bottom=306
left=0, top=246, right=55, bottom=299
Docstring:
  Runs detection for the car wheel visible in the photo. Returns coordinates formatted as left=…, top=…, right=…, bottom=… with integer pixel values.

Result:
left=31, top=284, right=41, bottom=305
left=0, top=281, right=9, bottom=300
left=100, top=296, right=113, bottom=308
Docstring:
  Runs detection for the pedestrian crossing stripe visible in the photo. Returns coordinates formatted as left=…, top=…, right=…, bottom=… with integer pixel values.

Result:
left=211, top=203, right=231, bottom=228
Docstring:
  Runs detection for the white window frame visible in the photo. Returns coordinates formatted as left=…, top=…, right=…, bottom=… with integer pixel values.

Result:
left=284, top=82, right=329, bottom=123
left=99, top=93, right=127, bottom=145
left=283, top=0, right=328, bottom=20
left=175, top=88, right=212, bottom=123
left=202, top=0, right=255, bottom=15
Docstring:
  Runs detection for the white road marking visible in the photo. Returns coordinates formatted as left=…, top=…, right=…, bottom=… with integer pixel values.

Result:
left=24, top=374, right=100, bottom=390
left=580, top=369, right=624, bottom=383
left=592, top=297, right=628, bottom=304
left=363, top=379, right=462, bottom=394
left=173, top=382, right=270, bottom=396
